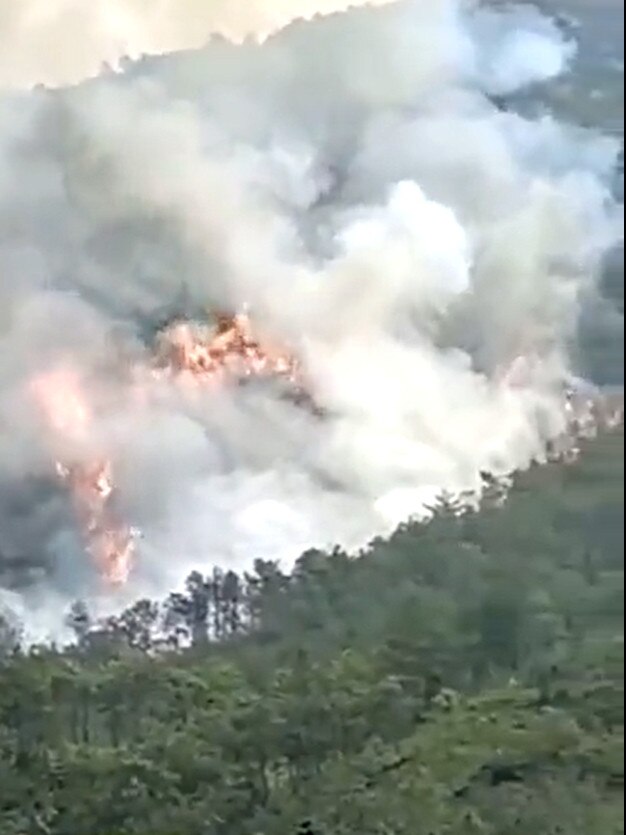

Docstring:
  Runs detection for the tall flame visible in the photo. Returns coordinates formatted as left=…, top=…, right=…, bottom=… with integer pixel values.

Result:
left=30, top=369, right=136, bottom=587
left=27, top=312, right=302, bottom=587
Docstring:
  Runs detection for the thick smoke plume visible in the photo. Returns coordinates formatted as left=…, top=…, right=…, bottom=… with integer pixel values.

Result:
left=0, top=0, right=622, bottom=639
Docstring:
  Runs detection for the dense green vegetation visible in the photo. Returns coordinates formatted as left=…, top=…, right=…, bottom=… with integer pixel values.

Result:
left=0, top=429, right=623, bottom=835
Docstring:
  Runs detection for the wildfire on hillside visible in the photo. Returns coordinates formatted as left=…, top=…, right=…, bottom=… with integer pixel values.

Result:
left=153, top=311, right=300, bottom=386
left=27, top=311, right=304, bottom=586
left=497, top=353, right=624, bottom=465
left=30, top=369, right=136, bottom=587
left=26, top=319, right=623, bottom=589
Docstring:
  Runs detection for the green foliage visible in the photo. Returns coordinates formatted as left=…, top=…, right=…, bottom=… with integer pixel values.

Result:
left=0, top=431, right=623, bottom=833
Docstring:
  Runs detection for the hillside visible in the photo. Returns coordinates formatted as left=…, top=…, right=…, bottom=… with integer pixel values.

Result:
left=0, top=427, right=622, bottom=834
left=0, top=1, right=623, bottom=832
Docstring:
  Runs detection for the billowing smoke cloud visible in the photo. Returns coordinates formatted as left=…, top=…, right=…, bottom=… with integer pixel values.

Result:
left=0, top=0, right=622, bottom=640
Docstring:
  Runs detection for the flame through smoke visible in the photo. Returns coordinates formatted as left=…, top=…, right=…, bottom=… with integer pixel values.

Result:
left=153, top=312, right=300, bottom=387
left=0, top=0, right=623, bottom=638
left=30, top=369, right=136, bottom=586
left=26, top=309, right=623, bottom=589
left=27, top=314, right=303, bottom=586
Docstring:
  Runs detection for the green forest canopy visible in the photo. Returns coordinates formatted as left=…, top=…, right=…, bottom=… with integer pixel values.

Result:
left=0, top=428, right=623, bottom=834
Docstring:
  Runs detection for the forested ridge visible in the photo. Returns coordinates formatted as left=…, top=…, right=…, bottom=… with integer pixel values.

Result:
left=0, top=429, right=623, bottom=835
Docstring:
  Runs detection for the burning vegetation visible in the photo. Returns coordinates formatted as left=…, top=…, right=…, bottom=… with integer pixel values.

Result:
left=30, top=369, right=137, bottom=587
left=28, top=312, right=304, bottom=587
left=152, top=311, right=300, bottom=385
left=26, top=312, right=624, bottom=590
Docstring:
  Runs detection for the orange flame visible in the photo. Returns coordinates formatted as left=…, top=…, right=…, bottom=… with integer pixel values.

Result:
left=30, top=369, right=136, bottom=587
left=26, top=324, right=623, bottom=591
left=153, top=312, right=300, bottom=386
left=27, top=312, right=301, bottom=588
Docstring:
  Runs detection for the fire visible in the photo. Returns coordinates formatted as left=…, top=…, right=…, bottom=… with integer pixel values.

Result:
left=153, top=311, right=300, bottom=386
left=497, top=355, right=624, bottom=466
left=26, top=312, right=302, bottom=588
left=24, top=320, right=624, bottom=591
left=30, top=369, right=136, bottom=587
left=24, top=322, right=623, bottom=591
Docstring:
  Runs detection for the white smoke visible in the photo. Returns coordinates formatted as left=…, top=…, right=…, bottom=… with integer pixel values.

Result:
left=0, top=0, right=394, bottom=90
left=0, top=0, right=622, bottom=640
left=466, top=3, right=577, bottom=94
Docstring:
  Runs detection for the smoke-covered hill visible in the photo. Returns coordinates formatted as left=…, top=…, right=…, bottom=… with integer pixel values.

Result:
left=0, top=0, right=623, bottom=638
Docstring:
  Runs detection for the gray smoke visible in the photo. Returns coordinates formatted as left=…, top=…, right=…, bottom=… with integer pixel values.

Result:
left=0, top=0, right=622, bottom=641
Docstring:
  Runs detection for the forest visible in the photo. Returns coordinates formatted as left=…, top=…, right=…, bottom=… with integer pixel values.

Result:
left=0, top=427, right=623, bottom=835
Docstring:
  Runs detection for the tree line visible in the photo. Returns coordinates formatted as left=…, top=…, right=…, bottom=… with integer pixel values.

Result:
left=0, top=428, right=623, bottom=834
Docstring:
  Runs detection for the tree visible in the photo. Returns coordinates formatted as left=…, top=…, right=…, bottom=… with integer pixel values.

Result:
left=0, top=430, right=622, bottom=833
